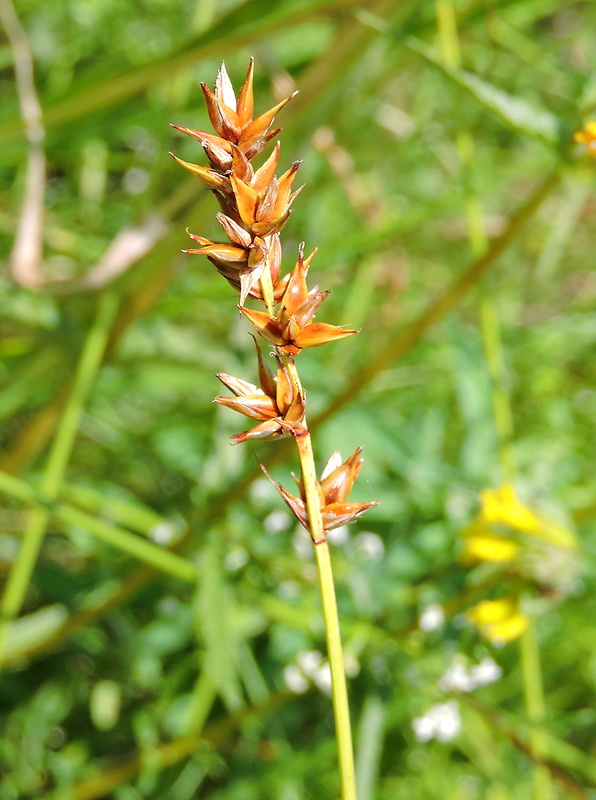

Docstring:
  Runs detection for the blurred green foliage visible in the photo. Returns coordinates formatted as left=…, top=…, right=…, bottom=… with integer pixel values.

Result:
left=1, top=0, right=595, bottom=798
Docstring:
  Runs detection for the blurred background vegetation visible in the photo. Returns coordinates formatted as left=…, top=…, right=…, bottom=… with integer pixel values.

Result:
left=1, top=0, right=595, bottom=798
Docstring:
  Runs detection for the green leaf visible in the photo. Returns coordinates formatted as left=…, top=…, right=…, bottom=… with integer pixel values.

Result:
left=407, top=37, right=560, bottom=145
left=2, top=604, right=68, bottom=662
left=195, top=537, right=243, bottom=712
left=89, top=680, right=122, bottom=731
left=356, top=695, right=387, bottom=800
left=0, top=470, right=197, bottom=583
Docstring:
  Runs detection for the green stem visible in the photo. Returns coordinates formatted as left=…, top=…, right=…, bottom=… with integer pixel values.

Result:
left=520, top=619, right=551, bottom=800
left=314, top=539, right=357, bottom=800
left=259, top=264, right=275, bottom=316
left=435, top=4, right=547, bottom=798
left=286, top=360, right=356, bottom=800
left=0, top=291, right=118, bottom=664
left=478, top=289, right=516, bottom=481
left=435, top=0, right=515, bottom=482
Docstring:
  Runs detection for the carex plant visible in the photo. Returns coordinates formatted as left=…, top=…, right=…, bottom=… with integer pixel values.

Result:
left=172, top=59, right=377, bottom=799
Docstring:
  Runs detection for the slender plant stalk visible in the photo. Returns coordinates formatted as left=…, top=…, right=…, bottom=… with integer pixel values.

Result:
left=292, top=406, right=357, bottom=800
left=520, top=619, right=550, bottom=799
left=0, top=0, right=46, bottom=288
left=435, top=0, right=516, bottom=481
left=313, top=540, right=357, bottom=800
left=0, top=291, right=118, bottom=664
left=286, top=356, right=357, bottom=799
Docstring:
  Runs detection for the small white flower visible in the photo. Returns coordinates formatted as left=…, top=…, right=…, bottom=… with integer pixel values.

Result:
left=439, top=655, right=475, bottom=693
left=284, top=665, right=309, bottom=694
left=264, top=509, right=291, bottom=534
left=327, top=525, right=349, bottom=546
left=470, top=657, right=502, bottom=688
left=149, top=523, right=175, bottom=545
left=412, top=714, right=436, bottom=743
left=286, top=650, right=335, bottom=695
left=439, top=654, right=503, bottom=694
left=412, top=701, right=461, bottom=743
left=355, top=532, right=385, bottom=561
left=297, top=650, right=323, bottom=678
left=419, top=603, right=445, bottom=632
left=434, top=701, right=462, bottom=742
left=312, top=662, right=332, bottom=694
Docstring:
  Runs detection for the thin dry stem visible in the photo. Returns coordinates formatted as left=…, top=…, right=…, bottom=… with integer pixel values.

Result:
left=0, top=0, right=46, bottom=288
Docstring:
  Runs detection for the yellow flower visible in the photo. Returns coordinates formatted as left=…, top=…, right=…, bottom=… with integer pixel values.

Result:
left=574, top=121, right=596, bottom=155
left=467, top=597, right=528, bottom=644
left=459, top=485, right=580, bottom=638
left=461, top=484, right=578, bottom=564
left=480, top=484, right=541, bottom=533
left=460, top=530, right=518, bottom=564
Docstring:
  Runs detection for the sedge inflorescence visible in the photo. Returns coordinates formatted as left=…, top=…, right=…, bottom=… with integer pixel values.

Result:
left=172, top=60, right=377, bottom=540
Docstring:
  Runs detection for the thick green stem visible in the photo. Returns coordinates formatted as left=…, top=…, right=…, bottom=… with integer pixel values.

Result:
left=0, top=291, right=118, bottom=664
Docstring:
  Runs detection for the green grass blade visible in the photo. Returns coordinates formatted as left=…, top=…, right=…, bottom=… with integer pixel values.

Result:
left=0, top=292, right=118, bottom=663
left=356, top=694, right=388, bottom=800
left=195, top=537, right=243, bottom=711
left=0, top=0, right=365, bottom=145
left=0, top=470, right=197, bottom=584
left=407, top=37, right=561, bottom=145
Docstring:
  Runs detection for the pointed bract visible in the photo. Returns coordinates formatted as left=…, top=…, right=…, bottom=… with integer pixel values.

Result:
left=215, top=62, right=236, bottom=112
left=236, top=58, right=255, bottom=127
left=216, top=213, right=253, bottom=249
left=243, top=92, right=298, bottom=143
left=214, top=339, right=305, bottom=443
left=175, top=63, right=295, bottom=162
left=172, top=62, right=301, bottom=297
left=214, top=394, right=278, bottom=420
left=231, top=418, right=287, bottom=445
left=253, top=142, right=281, bottom=193
left=238, top=248, right=358, bottom=356
left=169, top=153, right=231, bottom=193
left=215, top=372, right=263, bottom=398
left=295, top=322, right=359, bottom=350
left=261, top=449, right=378, bottom=538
